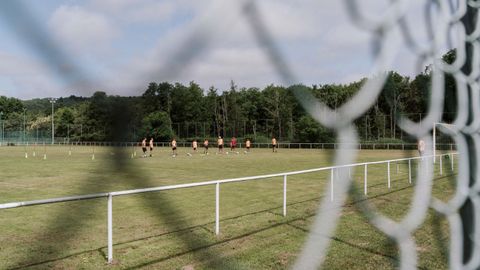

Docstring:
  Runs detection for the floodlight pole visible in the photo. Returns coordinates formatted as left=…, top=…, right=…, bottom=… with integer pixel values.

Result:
left=0, top=111, right=3, bottom=146
left=23, top=108, right=26, bottom=144
left=50, top=98, right=57, bottom=145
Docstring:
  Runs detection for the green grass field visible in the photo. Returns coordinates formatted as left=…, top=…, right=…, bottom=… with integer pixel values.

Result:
left=0, top=145, right=456, bottom=269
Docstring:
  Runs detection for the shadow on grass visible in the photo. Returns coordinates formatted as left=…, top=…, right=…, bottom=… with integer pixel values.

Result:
left=8, top=248, right=107, bottom=270
left=7, top=195, right=321, bottom=269
left=285, top=223, right=411, bottom=269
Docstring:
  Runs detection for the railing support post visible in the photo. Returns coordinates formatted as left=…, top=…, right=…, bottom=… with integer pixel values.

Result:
left=387, top=161, right=391, bottom=189
left=451, top=154, right=454, bottom=171
left=107, top=193, right=113, bottom=263
left=408, top=159, right=412, bottom=184
left=439, top=155, right=443, bottom=175
left=283, top=175, right=287, bottom=216
left=330, top=169, right=334, bottom=202
left=215, top=183, right=220, bottom=235
left=364, top=164, right=367, bottom=195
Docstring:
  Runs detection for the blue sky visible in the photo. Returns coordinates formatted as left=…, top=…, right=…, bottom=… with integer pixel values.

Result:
left=0, top=0, right=453, bottom=99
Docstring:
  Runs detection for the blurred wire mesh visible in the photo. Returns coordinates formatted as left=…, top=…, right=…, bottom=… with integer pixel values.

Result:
left=0, top=0, right=479, bottom=269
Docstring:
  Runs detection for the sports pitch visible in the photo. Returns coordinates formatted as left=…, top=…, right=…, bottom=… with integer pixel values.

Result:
left=0, top=146, right=456, bottom=269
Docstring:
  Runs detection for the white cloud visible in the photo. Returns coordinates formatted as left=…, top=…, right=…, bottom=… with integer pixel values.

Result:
left=255, top=1, right=319, bottom=41
left=186, top=47, right=273, bottom=87
left=88, top=0, right=200, bottom=24
left=0, top=0, right=447, bottom=98
left=0, top=52, right=43, bottom=76
left=0, top=51, right=69, bottom=99
left=100, top=1, right=250, bottom=93
left=48, top=5, right=119, bottom=54
left=89, top=0, right=375, bottom=95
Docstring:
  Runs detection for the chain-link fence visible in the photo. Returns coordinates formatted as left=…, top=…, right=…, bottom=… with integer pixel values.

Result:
left=0, top=0, right=478, bottom=269
left=0, top=112, right=458, bottom=145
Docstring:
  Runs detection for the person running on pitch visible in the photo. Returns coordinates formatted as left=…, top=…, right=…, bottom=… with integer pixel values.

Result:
left=272, top=137, right=277, bottom=153
left=230, top=136, right=237, bottom=152
left=141, top=138, right=147, bottom=158
left=217, top=136, right=224, bottom=154
left=192, top=139, right=198, bottom=153
left=171, top=138, right=177, bottom=157
left=245, top=139, right=251, bottom=152
left=418, top=139, right=425, bottom=157
left=149, top=137, right=154, bottom=157
left=204, top=138, right=209, bottom=154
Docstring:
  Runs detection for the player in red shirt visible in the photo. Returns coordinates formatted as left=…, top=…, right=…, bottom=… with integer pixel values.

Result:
left=230, top=136, right=237, bottom=152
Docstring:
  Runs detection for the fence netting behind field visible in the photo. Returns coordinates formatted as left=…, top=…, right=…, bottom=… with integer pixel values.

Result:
left=1, top=0, right=479, bottom=269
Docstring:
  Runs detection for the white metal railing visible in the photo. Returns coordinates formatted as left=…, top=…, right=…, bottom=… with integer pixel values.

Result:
left=0, top=153, right=457, bottom=263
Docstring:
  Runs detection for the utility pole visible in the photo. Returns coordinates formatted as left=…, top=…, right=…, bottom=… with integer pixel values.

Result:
left=0, top=111, right=3, bottom=146
left=50, top=98, right=57, bottom=145
left=23, top=108, right=26, bottom=144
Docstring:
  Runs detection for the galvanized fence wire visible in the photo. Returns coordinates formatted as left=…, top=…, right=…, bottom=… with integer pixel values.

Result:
left=248, top=0, right=480, bottom=269
left=284, top=1, right=478, bottom=269
left=0, top=0, right=478, bottom=269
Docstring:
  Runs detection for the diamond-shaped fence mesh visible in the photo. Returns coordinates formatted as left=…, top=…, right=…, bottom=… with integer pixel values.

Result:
left=0, top=0, right=479, bottom=269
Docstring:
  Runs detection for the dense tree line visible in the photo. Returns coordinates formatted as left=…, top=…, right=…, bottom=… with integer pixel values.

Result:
left=0, top=51, right=458, bottom=143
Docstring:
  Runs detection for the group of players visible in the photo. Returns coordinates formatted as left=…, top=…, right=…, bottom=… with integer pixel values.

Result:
left=138, top=137, right=428, bottom=158
left=140, top=136, right=278, bottom=157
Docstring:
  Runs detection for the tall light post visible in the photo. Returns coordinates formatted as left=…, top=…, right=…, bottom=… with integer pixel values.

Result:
left=0, top=111, right=3, bottom=146
left=23, top=108, right=26, bottom=144
left=50, top=98, right=57, bottom=145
